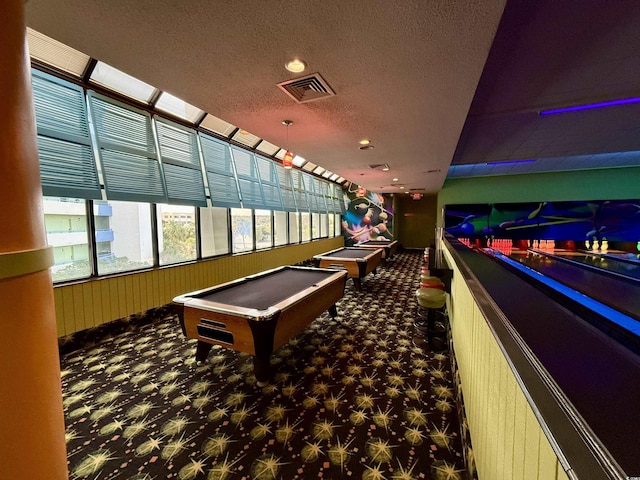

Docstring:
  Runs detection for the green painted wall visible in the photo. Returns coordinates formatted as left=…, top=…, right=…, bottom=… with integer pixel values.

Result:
left=437, top=167, right=640, bottom=226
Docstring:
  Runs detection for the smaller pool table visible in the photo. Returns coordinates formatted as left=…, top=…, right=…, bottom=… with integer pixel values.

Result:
left=172, top=266, right=347, bottom=385
left=313, top=247, right=382, bottom=290
left=355, top=239, right=399, bottom=264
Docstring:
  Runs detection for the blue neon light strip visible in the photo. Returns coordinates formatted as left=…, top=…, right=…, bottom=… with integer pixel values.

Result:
left=486, top=159, right=536, bottom=165
left=539, top=97, right=640, bottom=115
left=491, top=249, right=640, bottom=337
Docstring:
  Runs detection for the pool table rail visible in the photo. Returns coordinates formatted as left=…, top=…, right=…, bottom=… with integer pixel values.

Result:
left=313, top=247, right=383, bottom=290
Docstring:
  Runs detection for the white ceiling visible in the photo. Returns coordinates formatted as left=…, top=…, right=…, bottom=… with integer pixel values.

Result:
left=24, top=0, right=640, bottom=194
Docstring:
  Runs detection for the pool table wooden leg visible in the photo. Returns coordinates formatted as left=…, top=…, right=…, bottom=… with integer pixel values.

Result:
left=328, top=304, right=338, bottom=318
left=195, top=340, right=213, bottom=363
left=253, top=355, right=271, bottom=386
left=353, top=278, right=362, bottom=291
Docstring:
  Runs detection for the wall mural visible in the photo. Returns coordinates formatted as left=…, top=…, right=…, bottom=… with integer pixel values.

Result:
left=342, top=183, right=394, bottom=246
left=445, top=199, right=640, bottom=251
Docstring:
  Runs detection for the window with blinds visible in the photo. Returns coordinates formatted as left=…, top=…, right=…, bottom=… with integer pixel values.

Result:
left=87, top=92, right=166, bottom=203
left=313, top=177, right=329, bottom=214
left=198, top=134, right=241, bottom=208
left=155, top=118, right=206, bottom=207
left=31, top=68, right=344, bottom=216
left=231, top=147, right=265, bottom=209
left=291, top=170, right=310, bottom=212
left=31, top=69, right=102, bottom=199
left=255, top=154, right=283, bottom=211
left=302, top=172, right=320, bottom=213
left=275, top=164, right=298, bottom=212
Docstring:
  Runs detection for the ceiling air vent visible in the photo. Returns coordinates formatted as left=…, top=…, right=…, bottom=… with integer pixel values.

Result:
left=277, top=73, right=336, bottom=104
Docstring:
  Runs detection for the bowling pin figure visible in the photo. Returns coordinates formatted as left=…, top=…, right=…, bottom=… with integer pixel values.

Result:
left=592, top=238, right=599, bottom=251
left=601, top=238, right=608, bottom=252
left=585, top=239, right=590, bottom=250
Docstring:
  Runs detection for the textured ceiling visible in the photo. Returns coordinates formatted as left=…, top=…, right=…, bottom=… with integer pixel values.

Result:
left=24, top=0, right=640, bottom=194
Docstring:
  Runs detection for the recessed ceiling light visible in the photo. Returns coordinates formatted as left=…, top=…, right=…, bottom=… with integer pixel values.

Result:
left=393, top=178, right=398, bottom=181
left=400, top=186, right=405, bottom=189
left=382, top=164, right=390, bottom=171
left=285, top=58, right=306, bottom=73
left=359, top=139, right=371, bottom=145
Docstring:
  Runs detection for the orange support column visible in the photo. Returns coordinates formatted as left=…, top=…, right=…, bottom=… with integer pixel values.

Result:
left=0, top=2, right=69, bottom=479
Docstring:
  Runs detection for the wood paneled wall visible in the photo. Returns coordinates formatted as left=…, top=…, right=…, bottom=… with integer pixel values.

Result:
left=443, top=247, right=570, bottom=480
left=53, top=238, right=343, bottom=337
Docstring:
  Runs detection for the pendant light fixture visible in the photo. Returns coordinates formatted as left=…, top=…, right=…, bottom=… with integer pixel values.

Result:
left=282, top=120, right=294, bottom=169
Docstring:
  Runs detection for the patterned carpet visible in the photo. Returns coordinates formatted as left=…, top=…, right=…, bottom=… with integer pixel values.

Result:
left=60, top=250, right=473, bottom=480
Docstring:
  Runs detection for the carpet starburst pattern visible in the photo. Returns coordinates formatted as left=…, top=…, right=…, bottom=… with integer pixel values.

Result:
left=61, top=251, right=471, bottom=479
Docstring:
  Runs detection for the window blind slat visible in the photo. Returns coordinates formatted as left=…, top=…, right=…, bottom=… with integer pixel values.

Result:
left=36, top=137, right=101, bottom=199
left=231, top=148, right=265, bottom=209
left=303, top=173, right=320, bottom=212
left=291, top=170, right=309, bottom=211
left=199, top=134, right=241, bottom=208
left=89, top=93, right=157, bottom=156
left=255, top=155, right=283, bottom=211
left=31, top=69, right=101, bottom=199
left=314, top=177, right=329, bottom=214
left=331, top=183, right=345, bottom=213
left=237, top=178, right=264, bottom=208
left=205, top=172, right=241, bottom=207
left=88, top=92, right=166, bottom=203
left=275, top=165, right=297, bottom=212
left=100, top=149, right=166, bottom=203
left=156, top=119, right=206, bottom=207
left=163, top=164, right=207, bottom=207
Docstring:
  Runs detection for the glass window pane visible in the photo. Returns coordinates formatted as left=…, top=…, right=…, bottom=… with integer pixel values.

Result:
left=320, top=213, right=329, bottom=237
left=157, top=204, right=196, bottom=265
left=44, top=196, right=91, bottom=281
left=231, top=129, right=261, bottom=148
left=289, top=212, right=300, bottom=244
left=335, top=214, right=342, bottom=237
left=155, top=92, right=203, bottom=123
left=27, top=28, right=90, bottom=77
left=301, top=212, right=311, bottom=242
left=302, top=162, right=317, bottom=172
left=274, top=211, right=288, bottom=246
left=231, top=208, right=254, bottom=253
left=256, top=140, right=280, bottom=156
left=95, top=200, right=153, bottom=275
left=292, top=155, right=306, bottom=167
left=90, top=61, right=157, bottom=103
left=200, top=114, right=236, bottom=137
left=200, top=207, right=230, bottom=257
left=255, top=209, right=273, bottom=250
left=311, top=213, right=320, bottom=239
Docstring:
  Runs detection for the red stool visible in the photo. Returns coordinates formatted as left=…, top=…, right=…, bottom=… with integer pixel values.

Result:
left=419, top=274, right=445, bottom=290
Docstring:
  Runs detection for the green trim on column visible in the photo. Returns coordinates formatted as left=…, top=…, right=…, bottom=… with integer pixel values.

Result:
left=0, top=246, right=54, bottom=280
